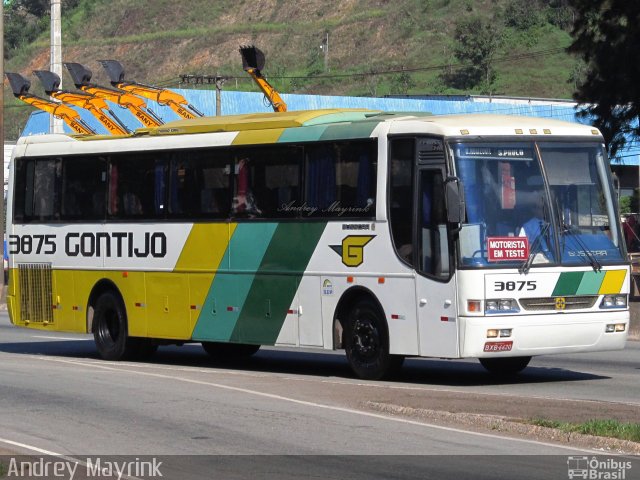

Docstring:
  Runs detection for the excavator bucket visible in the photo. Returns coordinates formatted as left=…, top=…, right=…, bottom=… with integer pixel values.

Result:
left=64, top=62, right=93, bottom=88
left=240, top=45, right=266, bottom=73
left=33, top=70, right=62, bottom=95
left=99, top=59, right=126, bottom=86
left=5, top=72, right=32, bottom=96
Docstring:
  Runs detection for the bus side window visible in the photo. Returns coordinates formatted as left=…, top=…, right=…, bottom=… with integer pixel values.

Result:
left=108, top=155, right=156, bottom=219
left=305, top=145, right=336, bottom=212
left=61, top=156, right=107, bottom=221
left=304, top=141, right=376, bottom=219
left=32, top=159, right=59, bottom=222
left=232, top=157, right=261, bottom=217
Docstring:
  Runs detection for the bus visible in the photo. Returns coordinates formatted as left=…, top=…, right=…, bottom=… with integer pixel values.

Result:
left=5, top=109, right=630, bottom=380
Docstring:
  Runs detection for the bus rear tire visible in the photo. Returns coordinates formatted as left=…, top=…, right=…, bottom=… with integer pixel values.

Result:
left=201, top=342, right=260, bottom=360
left=479, top=356, right=531, bottom=375
left=344, top=299, right=404, bottom=380
left=93, top=291, right=138, bottom=361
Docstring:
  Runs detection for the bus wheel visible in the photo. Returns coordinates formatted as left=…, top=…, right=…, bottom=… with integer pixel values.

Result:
left=479, top=356, right=531, bottom=375
left=344, top=299, right=404, bottom=380
left=201, top=342, right=260, bottom=360
left=93, top=291, right=137, bottom=361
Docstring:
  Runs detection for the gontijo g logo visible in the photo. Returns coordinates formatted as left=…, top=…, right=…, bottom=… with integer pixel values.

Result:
left=330, top=235, right=375, bottom=267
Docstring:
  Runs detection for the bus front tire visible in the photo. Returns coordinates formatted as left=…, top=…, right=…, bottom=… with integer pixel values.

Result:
left=344, top=299, right=404, bottom=380
left=93, top=291, right=138, bottom=361
left=479, top=356, right=531, bottom=375
left=201, top=342, right=260, bottom=360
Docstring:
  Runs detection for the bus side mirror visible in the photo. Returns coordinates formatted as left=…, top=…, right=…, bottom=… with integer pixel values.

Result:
left=445, top=177, right=465, bottom=224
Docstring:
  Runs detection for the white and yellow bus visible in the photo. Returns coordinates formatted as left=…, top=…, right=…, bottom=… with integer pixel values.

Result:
left=6, top=109, right=630, bottom=379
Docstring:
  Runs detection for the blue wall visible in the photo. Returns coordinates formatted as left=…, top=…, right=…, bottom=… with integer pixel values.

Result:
left=20, top=89, right=640, bottom=165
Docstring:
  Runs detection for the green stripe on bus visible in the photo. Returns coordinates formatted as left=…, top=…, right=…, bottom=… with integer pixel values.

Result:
left=319, top=122, right=380, bottom=141
left=192, top=223, right=278, bottom=342
left=575, top=271, right=606, bottom=295
left=229, top=222, right=327, bottom=345
left=301, top=111, right=376, bottom=126
left=277, top=125, right=329, bottom=143
left=552, top=271, right=584, bottom=296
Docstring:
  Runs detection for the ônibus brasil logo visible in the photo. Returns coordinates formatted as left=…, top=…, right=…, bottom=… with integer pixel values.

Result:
left=567, top=456, right=632, bottom=479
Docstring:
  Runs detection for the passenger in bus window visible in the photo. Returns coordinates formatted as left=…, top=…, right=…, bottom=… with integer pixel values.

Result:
left=123, top=191, right=143, bottom=215
left=232, top=158, right=261, bottom=217
left=519, top=194, right=545, bottom=238
left=518, top=193, right=552, bottom=261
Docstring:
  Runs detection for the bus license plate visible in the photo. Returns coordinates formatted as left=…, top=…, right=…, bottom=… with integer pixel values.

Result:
left=483, top=341, right=513, bottom=352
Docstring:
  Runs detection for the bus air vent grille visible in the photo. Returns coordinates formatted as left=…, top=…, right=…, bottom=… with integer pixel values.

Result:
left=18, top=263, right=54, bottom=324
left=417, top=150, right=445, bottom=163
left=519, top=296, right=598, bottom=311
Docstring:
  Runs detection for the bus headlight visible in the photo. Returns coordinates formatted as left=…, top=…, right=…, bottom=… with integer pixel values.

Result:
left=600, top=295, right=627, bottom=309
left=605, top=323, right=626, bottom=333
left=485, top=298, right=519, bottom=314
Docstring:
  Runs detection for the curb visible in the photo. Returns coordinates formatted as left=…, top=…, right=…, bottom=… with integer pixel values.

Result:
left=364, top=401, right=640, bottom=455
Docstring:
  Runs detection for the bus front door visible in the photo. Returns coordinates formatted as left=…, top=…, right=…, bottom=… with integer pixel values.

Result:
left=415, top=167, right=459, bottom=358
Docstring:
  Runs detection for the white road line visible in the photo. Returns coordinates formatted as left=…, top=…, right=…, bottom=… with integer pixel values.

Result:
left=33, top=355, right=600, bottom=454
left=0, top=437, right=142, bottom=480
left=0, top=437, right=61, bottom=456
left=31, top=354, right=640, bottom=408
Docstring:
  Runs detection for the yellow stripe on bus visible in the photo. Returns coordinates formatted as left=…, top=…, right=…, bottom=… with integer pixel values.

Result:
left=232, top=128, right=286, bottom=145
left=598, top=269, right=626, bottom=294
left=174, top=223, right=236, bottom=272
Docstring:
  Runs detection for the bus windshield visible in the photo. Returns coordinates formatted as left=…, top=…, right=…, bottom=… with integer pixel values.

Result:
left=453, top=141, right=625, bottom=268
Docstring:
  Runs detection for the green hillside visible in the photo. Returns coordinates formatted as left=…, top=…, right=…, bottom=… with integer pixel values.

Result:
left=3, top=0, right=579, bottom=140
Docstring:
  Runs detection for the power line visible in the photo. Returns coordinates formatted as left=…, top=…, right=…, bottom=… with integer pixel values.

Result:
left=215, top=47, right=569, bottom=81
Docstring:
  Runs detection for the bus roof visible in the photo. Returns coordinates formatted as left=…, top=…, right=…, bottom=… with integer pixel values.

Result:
left=16, top=109, right=602, bottom=146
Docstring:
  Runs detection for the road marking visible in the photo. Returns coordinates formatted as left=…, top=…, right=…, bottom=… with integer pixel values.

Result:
left=32, top=355, right=600, bottom=454
left=0, top=437, right=61, bottom=456
left=29, top=354, right=640, bottom=408
left=0, top=437, right=142, bottom=480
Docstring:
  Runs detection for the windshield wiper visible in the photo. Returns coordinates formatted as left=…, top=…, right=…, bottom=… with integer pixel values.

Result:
left=519, top=221, right=551, bottom=275
left=561, top=223, right=602, bottom=272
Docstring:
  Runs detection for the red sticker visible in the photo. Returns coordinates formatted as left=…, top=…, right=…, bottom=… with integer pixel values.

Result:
left=487, top=236, right=529, bottom=262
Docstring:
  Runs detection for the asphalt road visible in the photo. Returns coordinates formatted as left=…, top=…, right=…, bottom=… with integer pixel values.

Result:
left=0, top=312, right=638, bottom=479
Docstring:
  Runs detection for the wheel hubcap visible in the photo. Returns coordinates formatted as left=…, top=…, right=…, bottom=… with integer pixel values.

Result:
left=353, top=318, right=379, bottom=359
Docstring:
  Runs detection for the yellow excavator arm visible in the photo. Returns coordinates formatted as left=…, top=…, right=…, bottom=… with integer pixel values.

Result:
left=99, top=60, right=204, bottom=120
left=64, top=62, right=164, bottom=128
left=5, top=72, right=96, bottom=135
left=239, top=46, right=287, bottom=113
left=34, top=70, right=129, bottom=135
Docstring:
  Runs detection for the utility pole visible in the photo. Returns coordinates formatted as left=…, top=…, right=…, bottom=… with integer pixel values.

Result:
left=179, top=74, right=228, bottom=115
left=50, top=0, right=63, bottom=133
left=215, top=75, right=226, bottom=116
left=320, top=32, right=329, bottom=72
left=1, top=0, right=4, bottom=291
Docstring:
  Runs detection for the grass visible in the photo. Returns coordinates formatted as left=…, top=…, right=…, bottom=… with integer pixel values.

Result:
left=526, top=418, right=640, bottom=443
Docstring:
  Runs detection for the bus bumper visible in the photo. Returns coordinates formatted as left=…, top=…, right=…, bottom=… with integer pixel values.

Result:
left=459, top=310, right=629, bottom=358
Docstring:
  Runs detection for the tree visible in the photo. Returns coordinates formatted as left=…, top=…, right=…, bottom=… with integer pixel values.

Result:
left=450, top=16, right=502, bottom=93
left=569, top=0, right=640, bottom=157
left=390, top=70, right=416, bottom=95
